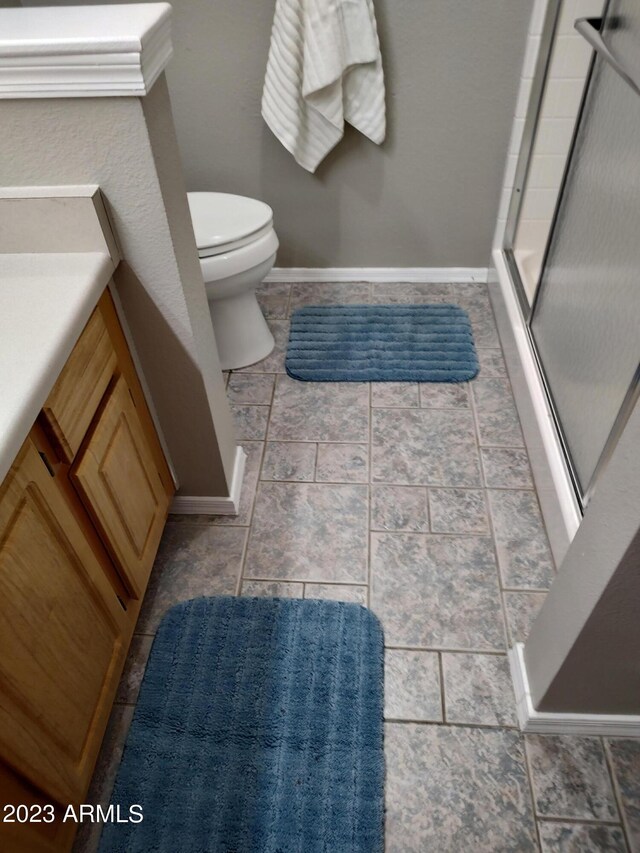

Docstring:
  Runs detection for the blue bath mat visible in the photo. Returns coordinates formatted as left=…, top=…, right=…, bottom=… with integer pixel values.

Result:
left=286, top=303, right=478, bottom=381
left=99, top=596, right=384, bottom=853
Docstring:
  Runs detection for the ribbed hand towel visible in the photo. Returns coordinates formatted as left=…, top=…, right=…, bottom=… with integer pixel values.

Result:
left=262, top=0, right=386, bottom=172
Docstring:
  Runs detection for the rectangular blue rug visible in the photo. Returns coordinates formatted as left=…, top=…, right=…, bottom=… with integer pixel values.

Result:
left=286, top=304, right=478, bottom=381
left=99, top=596, right=384, bottom=853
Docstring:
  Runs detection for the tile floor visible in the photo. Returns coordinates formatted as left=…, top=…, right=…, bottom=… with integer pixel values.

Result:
left=77, top=281, right=640, bottom=853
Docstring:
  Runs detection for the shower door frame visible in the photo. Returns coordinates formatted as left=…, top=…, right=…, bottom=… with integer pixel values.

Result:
left=502, top=0, right=563, bottom=320
left=500, top=0, right=640, bottom=509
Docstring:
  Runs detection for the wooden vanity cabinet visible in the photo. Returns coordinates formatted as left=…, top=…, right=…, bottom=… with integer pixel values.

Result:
left=0, top=288, right=174, bottom=852
left=0, top=437, right=129, bottom=807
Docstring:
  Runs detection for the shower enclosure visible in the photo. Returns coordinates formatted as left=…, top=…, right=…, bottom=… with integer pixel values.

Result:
left=502, top=0, right=640, bottom=506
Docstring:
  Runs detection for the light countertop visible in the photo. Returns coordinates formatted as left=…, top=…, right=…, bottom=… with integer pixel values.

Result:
left=0, top=251, right=115, bottom=483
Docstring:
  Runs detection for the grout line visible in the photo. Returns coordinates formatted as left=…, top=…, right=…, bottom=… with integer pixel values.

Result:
left=437, top=652, right=446, bottom=723
left=535, top=815, right=628, bottom=829
left=254, top=478, right=369, bottom=489
left=263, top=438, right=372, bottom=446
left=357, top=528, right=492, bottom=540
left=383, top=717, right=520, bottom=732
left=236, top=426, right=270, bottom=591
left=434, top=649, right=509, bottom=657
left=523, top=736, right=544, bottom=852
left=284, top=283, right=292, bottom=318
left=233, top=525, right=250, bottom=597
left=384, top=644, right=508, bottom=655
left=603, top=739, right=632, bottom=850
left=367, top=380, right=373, bottom=609
left=424, top=485, right=431, bottom=533
left=244, top=576, right=369, bottom=587
left=469, top=379, right=512, bottom=619
left=254, top=478, right=532, bottom=491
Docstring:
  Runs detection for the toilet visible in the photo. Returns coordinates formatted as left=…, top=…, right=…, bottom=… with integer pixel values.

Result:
left=187, top=192, right=279, bottom=370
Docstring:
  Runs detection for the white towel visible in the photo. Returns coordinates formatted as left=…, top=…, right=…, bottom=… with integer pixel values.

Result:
left=262, top=0, right=386, bottom=173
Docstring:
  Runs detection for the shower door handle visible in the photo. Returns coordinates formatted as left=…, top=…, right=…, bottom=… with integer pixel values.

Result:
left=575, top=17, right=640, bottom=98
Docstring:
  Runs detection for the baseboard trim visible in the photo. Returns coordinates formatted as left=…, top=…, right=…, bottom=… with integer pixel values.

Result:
left=265, top=267, right=489, bottom=284
left=170, top=446, right=246, bottom=515
left=509, top=643, right=640, bottom=736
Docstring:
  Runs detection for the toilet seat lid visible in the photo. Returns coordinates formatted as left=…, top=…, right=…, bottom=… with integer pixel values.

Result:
left=187, top=192, right=273, bottom=253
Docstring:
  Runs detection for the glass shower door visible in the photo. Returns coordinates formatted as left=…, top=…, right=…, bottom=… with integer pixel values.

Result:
left=530, top=0, right=640, bottom=499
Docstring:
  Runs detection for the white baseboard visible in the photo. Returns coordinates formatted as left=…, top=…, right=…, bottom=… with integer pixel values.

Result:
left=264, top=267, right=489, bottom=283
left=170, top=446, right=246, bottom=516
left=509, top=643, right=640, bottom=737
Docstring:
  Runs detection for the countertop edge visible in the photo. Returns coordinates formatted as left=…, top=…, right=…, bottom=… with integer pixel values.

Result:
left=0, top=252, right=116, bottom=484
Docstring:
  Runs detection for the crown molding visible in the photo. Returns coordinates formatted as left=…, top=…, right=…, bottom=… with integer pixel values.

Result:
left=0, top=3, right=172, bottom=99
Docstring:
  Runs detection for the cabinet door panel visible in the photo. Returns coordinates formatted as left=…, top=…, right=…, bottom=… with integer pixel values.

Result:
left=42, top=308, right=117, bottom=463
left=71, top=376, right=170, bottom=599
left=0, top=440, right=127, bottom=806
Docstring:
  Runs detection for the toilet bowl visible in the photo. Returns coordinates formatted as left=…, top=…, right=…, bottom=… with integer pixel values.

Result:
left=187, top=192, right=279, bottom=370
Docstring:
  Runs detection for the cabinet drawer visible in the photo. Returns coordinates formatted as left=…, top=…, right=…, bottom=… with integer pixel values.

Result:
left=42, top=308, right=117, bottom=463
left=71, top=375, right=170, bottom=599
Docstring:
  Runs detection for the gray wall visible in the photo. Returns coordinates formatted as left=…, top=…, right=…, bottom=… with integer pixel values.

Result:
left=22, top=0, right=530, bottom=267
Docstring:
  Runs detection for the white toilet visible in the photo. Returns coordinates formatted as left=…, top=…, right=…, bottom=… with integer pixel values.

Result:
left=187, top=192, right=279, bottom=370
